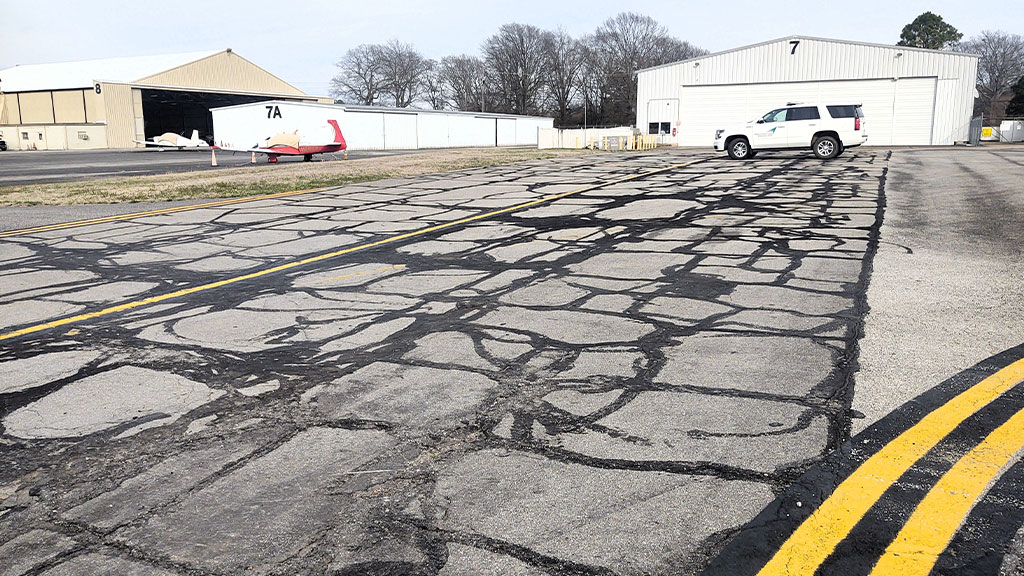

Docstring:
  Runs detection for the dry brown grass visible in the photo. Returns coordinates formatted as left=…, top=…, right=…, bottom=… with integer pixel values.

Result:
left=0, top=147, right=596, bottom=206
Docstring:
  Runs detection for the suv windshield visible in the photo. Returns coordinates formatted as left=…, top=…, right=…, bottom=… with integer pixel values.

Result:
left=827, top=105, right=864, bottom=119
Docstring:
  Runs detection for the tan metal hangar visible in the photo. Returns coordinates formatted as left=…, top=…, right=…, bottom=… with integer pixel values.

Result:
left=0, top=49, right=328, bottom=150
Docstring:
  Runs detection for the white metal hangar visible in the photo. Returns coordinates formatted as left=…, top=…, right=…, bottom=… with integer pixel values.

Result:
left=211, top=100, right=554, bottom=152
left=636, top=36, right=980, bottom=147
left=0, top=49, right=326, bottom=150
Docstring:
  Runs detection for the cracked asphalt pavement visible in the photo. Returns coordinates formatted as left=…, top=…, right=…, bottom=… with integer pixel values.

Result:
left=0, top=147, right=1021, bottom=576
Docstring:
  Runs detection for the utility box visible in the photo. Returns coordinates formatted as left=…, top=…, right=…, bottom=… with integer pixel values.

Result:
left=999, top=120, right=1024, bottom=143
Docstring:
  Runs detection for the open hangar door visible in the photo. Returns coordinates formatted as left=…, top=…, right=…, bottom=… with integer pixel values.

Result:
left=677, top=77, right=938, bottom=146
left=140, top=90, right=283, bottom=144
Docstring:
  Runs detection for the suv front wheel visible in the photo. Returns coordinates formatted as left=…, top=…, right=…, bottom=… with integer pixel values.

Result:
left=813, top=136, right=839, bottom=159
left=727, top=138, right=752, bottom=160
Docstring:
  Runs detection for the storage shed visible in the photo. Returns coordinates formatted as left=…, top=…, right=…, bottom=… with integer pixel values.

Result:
left=636, top=36, right=979, bottom=146
left=211, top=100, right=553, bottom=151
left=0, top=49, right=326, bottom=150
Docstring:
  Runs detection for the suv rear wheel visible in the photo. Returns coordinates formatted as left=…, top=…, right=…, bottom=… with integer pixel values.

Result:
left=727, top=138, right=752, bottom=160
left=813, top=136, right=839, bottom=159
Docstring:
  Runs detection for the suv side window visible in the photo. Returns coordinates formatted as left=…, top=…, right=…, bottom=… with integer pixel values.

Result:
left=789, top=106, right=821, bottom=121
left=827, top=105, right=860, bottom=118
left=762, top=109, right=788, bottom=123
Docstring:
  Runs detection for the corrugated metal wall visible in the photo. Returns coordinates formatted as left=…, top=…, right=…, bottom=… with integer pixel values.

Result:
left=384, top=112, right=419, bottom=149
left=346, top=111, right=387, bottom=149
left=84, top=89, right=105, bottom=123
left=136, top=51, right=305, bottom=95
left=637, top=37, right=979, bottom=145
left=212, top=101, right=552, bottom=152
left=101, top=83, right=137, bottom=148
left=131, top=88, right=145, bottom=144
left=52, top=90, right=86, bottom=123
left=1, top=89, right=97, bottom=125
left=17, top=92, right=55, bottom=124
left=0, top=94, right=21, bottom=124
left=497, top=118, right=516, bottom=146
left=676, top=77, right=939, bottom=146
left=417, top=114, right=450, bottom=148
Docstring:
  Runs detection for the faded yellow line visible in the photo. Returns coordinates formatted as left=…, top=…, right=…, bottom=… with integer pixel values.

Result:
left=0, top=187, right=326, bottom=238
left=323, top=264, right=405, bottom=284
left=0, top=158, right=703, bottom=342
left=870, top=407, right=1024, bottom=576
left=755, top=356, right=1024, bottom=576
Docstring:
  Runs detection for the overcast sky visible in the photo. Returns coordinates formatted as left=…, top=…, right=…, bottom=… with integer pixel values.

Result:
left=1, top=0, right=1020, bottom=96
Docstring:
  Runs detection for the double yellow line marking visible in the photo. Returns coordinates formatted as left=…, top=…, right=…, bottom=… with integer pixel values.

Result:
left=0, top=187, right=327, bottom=238
left=872, top=406, right=1024, bottom=575
left=0, top=159, right=702, bottom=342
left=757, top=357, right=1024, bottom=576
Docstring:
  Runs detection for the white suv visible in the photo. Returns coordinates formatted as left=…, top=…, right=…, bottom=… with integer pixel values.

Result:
left=713, top=104, right=867, bottom=160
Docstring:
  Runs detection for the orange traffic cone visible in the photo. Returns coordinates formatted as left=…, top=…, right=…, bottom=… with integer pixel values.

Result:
left=251, top=152, right=256, bottom=164
left=210, top=148, right=218, bottom=167
left=344, top=149, right=348, bottom=160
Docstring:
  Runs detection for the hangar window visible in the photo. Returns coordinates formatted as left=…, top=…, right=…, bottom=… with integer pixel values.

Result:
left=649, top=122, right=671, bottom=135
left=789, top=107, right=820, bottom=121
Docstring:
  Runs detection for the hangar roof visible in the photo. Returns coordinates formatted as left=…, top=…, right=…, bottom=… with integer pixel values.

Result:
left=637, top=35, right=980, bottom=75
left=0, top=50, right=223, bottom=92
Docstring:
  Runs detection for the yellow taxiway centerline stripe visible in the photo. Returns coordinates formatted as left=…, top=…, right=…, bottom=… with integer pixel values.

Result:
left=869, top=407, right=1024, bottom=576
left=755, top=357, right=1024, bottom=576
left=0, top=187, right=326, bottom=238
left=323, top=264, right=405, bottom=284
left=0, top=158, right=703, bottom=342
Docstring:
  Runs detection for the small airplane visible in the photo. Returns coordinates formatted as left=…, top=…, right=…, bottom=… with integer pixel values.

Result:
left=135, top=130, right=210, bottom=149
left=229, top=119, right=348, bottom=163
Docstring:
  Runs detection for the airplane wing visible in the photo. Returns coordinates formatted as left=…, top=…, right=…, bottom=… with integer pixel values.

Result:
left=214, top=146, right=275, bottom=154
left=137, top=140, right=210, bottom=149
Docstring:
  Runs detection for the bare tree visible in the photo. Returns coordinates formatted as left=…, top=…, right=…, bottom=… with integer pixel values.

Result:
left=440, top=55, right=490, bottom=112
left=330, top=44, right=385, bottom=105
left=961, top=31, right=1024, bottom=120
left=483, top=23, right=550, bottom=115
left=542, top=29, right=586, bottom=126
left=576, top=34, right=612, bottom=126
left=377, top=40, right=432, bottom=108
left=421, top=60, right=447, bottom=110
left=590, top=12, right=708, bottom=125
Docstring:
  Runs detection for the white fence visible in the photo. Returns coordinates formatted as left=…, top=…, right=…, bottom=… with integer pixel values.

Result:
left=538, top=127, right=658, bottom=151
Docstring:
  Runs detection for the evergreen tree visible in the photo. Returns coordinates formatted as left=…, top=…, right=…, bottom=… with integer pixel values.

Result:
left=1007, top=76, right=1024, bottom=117
left=897, top=12, right=962, bottom=50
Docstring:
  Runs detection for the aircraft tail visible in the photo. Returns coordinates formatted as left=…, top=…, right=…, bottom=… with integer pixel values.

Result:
left=327, top=120, right=347, bottom=149
left=190, top=129, right=200, bottom=142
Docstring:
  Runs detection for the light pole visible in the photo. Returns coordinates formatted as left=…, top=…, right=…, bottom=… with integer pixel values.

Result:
left=583, top=92, right=587, bottom=149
